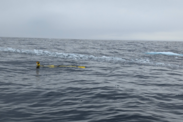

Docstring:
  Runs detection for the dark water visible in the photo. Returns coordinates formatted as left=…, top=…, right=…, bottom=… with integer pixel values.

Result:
left=1, top=37, right=183, bottom=122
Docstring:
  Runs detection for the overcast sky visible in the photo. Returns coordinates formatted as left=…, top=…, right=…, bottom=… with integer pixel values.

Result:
left=0, top=0, right=183, bottom=41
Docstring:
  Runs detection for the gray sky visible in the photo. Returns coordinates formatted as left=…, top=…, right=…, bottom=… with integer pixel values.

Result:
left=0, top=0, right=183, bottom=41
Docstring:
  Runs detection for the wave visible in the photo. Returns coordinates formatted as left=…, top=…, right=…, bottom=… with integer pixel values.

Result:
left=1, top=47, right=182, bottom=69
left=146, top=52, right=183, bottom=56
left=0, top=47, right=125, bottom=63
left=0, top=47, right=154, bottom=65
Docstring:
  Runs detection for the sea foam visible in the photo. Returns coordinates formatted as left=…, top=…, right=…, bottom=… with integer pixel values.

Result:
left=0, top=47, right=125, bottom=63
left=146, top=52, right=183, bottom=56
left=1, top=47, right=182, bottom=68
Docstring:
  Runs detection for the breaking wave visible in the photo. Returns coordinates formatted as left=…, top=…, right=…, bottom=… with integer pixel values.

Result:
left=0, top=47, right=125, bottom=63
left=1, top=47, right=182, bottom=69
left=146, top=52, right=183, bottom=56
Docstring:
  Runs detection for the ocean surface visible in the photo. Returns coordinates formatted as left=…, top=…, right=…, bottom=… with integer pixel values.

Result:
left=0, top=37, right=183, bottom=122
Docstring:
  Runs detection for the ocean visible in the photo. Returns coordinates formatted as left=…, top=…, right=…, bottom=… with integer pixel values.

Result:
left=0, top=37, right=183, bottom=122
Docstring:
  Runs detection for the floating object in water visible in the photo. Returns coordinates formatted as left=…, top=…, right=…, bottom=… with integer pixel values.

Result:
left=36, top=61, right=40, bottom=69
left=36, top=62, right=85, bottom=69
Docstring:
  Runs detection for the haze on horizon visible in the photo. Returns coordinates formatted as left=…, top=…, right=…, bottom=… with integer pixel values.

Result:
left=0, top=0, right=183, bottom=41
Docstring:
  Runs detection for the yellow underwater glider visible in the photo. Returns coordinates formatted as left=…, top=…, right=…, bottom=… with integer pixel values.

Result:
left=36, top=62, right=85, bottom=69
